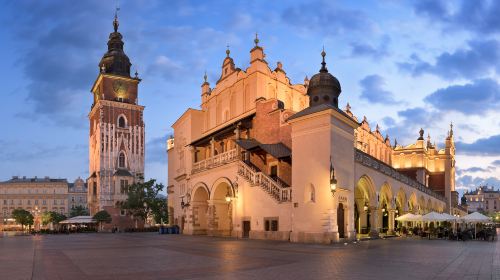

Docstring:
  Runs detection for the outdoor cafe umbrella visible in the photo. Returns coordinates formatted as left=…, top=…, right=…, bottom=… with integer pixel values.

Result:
left=439, top=213, right=457, bottom=221
left=421, top=211, right=447, bottom=222
left=395, top=213, right=421, bottom=222
left=459, top=212, right=492, bottom=239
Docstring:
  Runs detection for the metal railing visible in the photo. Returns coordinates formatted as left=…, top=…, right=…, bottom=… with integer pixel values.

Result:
left=192, top=149, right=238, bottom=174
left=237, top=161, right=291, bottom=203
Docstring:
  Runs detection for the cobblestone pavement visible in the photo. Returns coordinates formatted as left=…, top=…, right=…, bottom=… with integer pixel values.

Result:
left=0, top=233, right=498, bottom=280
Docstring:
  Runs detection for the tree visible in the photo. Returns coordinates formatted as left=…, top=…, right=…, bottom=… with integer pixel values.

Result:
left=118, top=179, right=166, bottom=227
left=11, top=209, right=34, bottom=231
left=93, top=210, right=111, bottom=231
left=149, top=197, right=168, bottom=225
left=70, top=206, right=89, bottom=217
left=41, top=211, right=67, bottom=229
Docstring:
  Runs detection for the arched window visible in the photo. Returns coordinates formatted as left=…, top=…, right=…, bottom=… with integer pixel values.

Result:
left=119, top=152, right=126, bottom=168
left=118, top=116, right=126, bottom=128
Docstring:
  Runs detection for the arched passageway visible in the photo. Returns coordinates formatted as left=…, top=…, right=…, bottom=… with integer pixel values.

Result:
left=191, top=185, right=209, bottom=235
left=354, top=175, right=376, bottom=237
left=209, top=179, right=234, bottom=236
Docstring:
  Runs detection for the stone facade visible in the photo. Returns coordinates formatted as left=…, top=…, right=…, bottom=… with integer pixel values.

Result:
left=68, top=177, right=88, bottom=213
left=167, top=38, right=466, bottom=244
left=464, top=186, right=499, bottom=214
left=0, top=176, right=69, bottom=230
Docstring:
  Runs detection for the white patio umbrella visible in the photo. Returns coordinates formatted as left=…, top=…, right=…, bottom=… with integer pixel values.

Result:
left=421, top=212, right=447, bottom=222
left=395, top=213, right=422, bottom=222
left=459, top=212, right=492, bottom=239
left=439, top=213, right=457, bottom=221
left=459, top=212, right=491, bottom=223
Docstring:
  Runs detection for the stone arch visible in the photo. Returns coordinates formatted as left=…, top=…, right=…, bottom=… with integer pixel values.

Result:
left=379, top=182, right=393, bottom=207
left=354, top=175, right=376, bottom=236
left=190, top=182, right=210, bottom=235
left=208, top=177, right=234, bottom=236
left=418, top=195, right=426, bottom=214
left=378, top=182, right=393, bottom=233
left=396, top=188, right=407, bottom=212
left=408, top=192, right=418, bottom=213
left=426, top=198, right=432, bottom=213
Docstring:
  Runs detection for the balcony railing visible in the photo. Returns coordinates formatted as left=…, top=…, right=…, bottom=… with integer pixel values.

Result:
left=237, top=161, right=292, bottom=203
left=192, top=149, right=238, bottom=174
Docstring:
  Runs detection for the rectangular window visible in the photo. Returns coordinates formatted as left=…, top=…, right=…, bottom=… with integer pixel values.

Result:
left=54, top=200, right=57, bottom=205
left=93, top=183, right=97, bottom=195
left=264, top=217, right=279, bottom=232
left=35, top=200, right=38, bottom=205
left=120, top=180, right=129, bottom=194
left=42, top=200, right=46, bottom=205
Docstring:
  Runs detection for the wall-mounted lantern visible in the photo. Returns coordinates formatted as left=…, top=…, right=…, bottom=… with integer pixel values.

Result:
left=330, top=156, right=337, bottom=196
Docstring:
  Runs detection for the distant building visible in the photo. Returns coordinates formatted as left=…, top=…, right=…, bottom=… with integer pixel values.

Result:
left=0, top=176, right=69, bottom=229
left=68, top=177, right=88, bottom=212
left=464, top=186, right=499, bottom=214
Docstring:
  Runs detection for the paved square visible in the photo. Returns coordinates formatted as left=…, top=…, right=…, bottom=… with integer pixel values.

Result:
left=1, top=233, right=498, bottom=280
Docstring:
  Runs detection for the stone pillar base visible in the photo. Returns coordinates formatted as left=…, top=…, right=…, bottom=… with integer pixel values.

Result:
left=369, top=230, right=380, bottom=238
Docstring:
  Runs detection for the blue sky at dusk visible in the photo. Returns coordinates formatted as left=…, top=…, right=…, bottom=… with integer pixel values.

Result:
left=1, top=0, right=499, bottom=194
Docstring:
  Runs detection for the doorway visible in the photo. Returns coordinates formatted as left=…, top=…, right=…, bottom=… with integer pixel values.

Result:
left=337, top=203, right=345, bottom=238
left=242, top=220, right=250, bottom=238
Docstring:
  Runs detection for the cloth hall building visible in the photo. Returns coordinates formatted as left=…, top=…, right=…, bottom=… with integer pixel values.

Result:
left=167, top=38, right=466, bottom=243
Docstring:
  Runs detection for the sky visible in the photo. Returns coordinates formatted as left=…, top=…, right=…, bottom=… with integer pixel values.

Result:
left=0, top=0, right=499, bottom=196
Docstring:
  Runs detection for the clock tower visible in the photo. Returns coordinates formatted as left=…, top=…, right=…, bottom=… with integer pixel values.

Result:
left=87, top=13, right=145, bottom=229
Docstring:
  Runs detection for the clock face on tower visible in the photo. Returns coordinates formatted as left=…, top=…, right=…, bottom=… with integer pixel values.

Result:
left=113, top=80, right=128, bottom=96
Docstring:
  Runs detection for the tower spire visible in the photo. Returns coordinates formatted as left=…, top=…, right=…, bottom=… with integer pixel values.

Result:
left=320, top=46, right=328, bottom=73
left=254, top=32, right=259, bottom=46
left=113, top=7, right=120, bottom=32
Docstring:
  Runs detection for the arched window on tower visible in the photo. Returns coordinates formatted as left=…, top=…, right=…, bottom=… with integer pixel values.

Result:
left=118, top=116, right=126, bottom=128
left=119, top=152, right=126, bottom=168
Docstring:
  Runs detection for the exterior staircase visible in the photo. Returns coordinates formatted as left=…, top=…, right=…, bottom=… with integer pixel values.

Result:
left=237, top=160, right=292, bottom=203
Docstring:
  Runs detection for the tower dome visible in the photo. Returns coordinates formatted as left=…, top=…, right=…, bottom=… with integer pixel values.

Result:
left=98, top=12, right=131, bottom=77
left=307, top=49, right=341, bottom=108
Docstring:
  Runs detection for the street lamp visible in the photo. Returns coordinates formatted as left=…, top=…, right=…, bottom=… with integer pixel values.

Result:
left=225, top=187, right=231, bottom=203
left=329, top=156, right=337, bottom=196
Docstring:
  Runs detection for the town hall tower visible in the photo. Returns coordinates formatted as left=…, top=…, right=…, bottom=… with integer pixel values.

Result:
left=87, top=13, right=145, bottom=229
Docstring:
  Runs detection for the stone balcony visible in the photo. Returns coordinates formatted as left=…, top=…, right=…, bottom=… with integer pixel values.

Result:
left=192, top=149, right=239, bottom=174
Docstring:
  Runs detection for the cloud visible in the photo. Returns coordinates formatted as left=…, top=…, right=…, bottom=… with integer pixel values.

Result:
left=147, top=55, right=184, bottom=81
left=359, top=75, right=400, bottom=104
left=282, top=1, right=375, bottom=36
left=146, top=135, right=168, bottom=164
left=398, top=40, right=500, bottom=80
left=456, top=134, right=500, bottom=156
left=383, top=107, right=443, bottom=144
left=413, top=0, right=500, bottom=35
left=424, top=79, right=500, bottom=115
left=492, top=160, right=500, bottom=166
left=350, top=36, right=390, bottom=60
left=457, top=175, right=500, bottom=190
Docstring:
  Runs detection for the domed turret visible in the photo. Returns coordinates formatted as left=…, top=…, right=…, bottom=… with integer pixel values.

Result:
left=98, top=11, right=132, bottom=77
left=307, top=49, right=341, bottom=108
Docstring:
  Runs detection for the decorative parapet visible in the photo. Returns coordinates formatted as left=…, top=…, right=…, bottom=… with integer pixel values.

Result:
left=354, top=149, right=446, bottom=202
left=192, top=149, right=238, bottom=174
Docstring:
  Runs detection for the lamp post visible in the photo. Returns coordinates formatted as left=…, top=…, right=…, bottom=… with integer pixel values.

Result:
left=225, top=187, right=231, bottom=203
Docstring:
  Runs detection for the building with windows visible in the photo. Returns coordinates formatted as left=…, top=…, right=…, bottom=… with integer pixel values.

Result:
left=68, top=177, right=88, bottom=213
left=167, top=37, right=467, bottom=244
left=464, top=186, right=499, bottom=214
left=0, top=176, right=68, bottom=229
left=86, top=13, right=144, bottom=230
